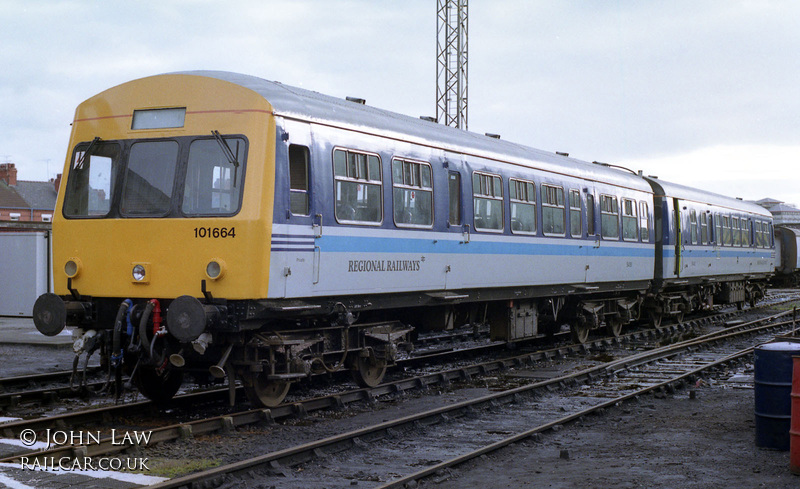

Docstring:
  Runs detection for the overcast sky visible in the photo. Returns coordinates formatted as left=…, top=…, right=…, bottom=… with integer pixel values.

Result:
left=2, top=1, right=798, bottom=205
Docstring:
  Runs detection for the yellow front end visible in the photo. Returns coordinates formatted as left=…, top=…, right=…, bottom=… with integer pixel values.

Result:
left=52, top=74, right=275, bottom=300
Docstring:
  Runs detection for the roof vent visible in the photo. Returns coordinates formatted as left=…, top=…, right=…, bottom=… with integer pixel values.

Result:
left=420, top=116, right=437, bottom=122
left=556, top=152, right=569, bottom=157
left=346, top=96, right=366, bottom=105
left=485, top=133, right=501, bottom=139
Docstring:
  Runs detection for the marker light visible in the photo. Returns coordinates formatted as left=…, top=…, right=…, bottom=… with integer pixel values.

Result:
left=206, top=260, right=226, bottom=280
left=64, top=259, right=80, bottom=278
left=132, top=264, right=146, bottom=282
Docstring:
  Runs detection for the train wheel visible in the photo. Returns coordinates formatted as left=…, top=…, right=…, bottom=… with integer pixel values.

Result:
left=243, top=373, right=290, bottom=408
left=134, top=367, right=183, bottom=404
left=606, top=318, right=623, bottom=337
left=570, top=322, right=590, bottom=344
left=648, top=310, right=663, bottom=328
left=352, top=356, right=387, bottom=388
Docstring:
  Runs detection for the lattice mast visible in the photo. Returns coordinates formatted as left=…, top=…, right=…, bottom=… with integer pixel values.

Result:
left=436, top=0, right=468, bottom=129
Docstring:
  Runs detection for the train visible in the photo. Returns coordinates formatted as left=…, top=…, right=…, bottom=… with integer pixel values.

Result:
left=773, top=225, right=800, bottom=286
left=32, top=71, right=776, bottom=407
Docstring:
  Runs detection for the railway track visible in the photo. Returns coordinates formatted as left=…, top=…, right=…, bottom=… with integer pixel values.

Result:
left=0, top=302, right=704, bottom=419
left=0, top=324, right=491, bottom=410
left=138, top=309, right=797, bottom=489
left=4, top=289, right=793, bottom=410
left=0, top=308, right=713, bottom=463
left=0, top=303, right=793, bottom=485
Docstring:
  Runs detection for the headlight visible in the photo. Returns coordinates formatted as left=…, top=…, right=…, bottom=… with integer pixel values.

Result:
left=132, top=264, right=146, bottom=282
left=205, top=259, right=226, bottom=280
left=64, top=259, right=81, bottom=278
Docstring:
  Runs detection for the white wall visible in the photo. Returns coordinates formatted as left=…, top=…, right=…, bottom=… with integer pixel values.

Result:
left=0, top=232, right=50, bottom=316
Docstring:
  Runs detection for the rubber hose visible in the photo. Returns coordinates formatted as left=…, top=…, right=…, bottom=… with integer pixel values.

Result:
left=139, top=301, right=155, bottom=355
left=112, top=301, right=129, bottom=367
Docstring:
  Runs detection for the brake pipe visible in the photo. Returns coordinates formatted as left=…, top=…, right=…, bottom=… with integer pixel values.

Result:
left=150, top=299, right=162, bottom=337
left=139, top=301, right=155, bottom=353
left=111, top=299, right=132, bottom=368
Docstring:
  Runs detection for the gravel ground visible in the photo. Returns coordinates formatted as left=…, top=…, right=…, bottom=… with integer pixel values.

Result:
left=0, top=344, right=76, bottom=377
left=432, top=384, right=798, bottom=489
left=3, top=307, right=799, bottom=488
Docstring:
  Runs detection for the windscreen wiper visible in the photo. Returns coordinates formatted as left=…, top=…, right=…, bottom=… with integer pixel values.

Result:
left=211, top=130, right=239, bottom=187
left=75, top=136, right=101, bottom=170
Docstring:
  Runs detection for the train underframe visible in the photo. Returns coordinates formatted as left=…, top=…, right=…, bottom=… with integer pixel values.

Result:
left=33, top=276, right=768, bottom=408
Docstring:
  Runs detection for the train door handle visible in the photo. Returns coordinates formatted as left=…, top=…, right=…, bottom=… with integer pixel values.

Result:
left=462, top=224, right=471, bottom=244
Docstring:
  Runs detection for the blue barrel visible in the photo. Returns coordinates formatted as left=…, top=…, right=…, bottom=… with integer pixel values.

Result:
left=754, top=341, right=800, bottom=450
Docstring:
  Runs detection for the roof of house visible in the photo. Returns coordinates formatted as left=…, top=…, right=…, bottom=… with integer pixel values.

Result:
left=769, top=203, right=800, bottom=213
left=756, top=197, right=783, bottom=206
left=0, top=180, right=30, bottom=209
left=14, top=180, right=57, bottom=210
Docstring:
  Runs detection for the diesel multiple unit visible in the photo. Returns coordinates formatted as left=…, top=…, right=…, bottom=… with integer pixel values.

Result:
left=33, top=72, right=776, bottom=406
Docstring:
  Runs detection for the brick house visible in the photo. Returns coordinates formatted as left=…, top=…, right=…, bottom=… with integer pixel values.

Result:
left=0, top=163, right=60, bottom=224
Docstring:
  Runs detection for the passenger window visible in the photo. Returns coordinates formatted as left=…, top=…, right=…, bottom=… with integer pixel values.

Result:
left=715, top=214, right=722, bottom=245
left=689, top=210, right=698, bottom=244
left=182, top=137, right=245, bottom=216
left=700, top=212, right=709, bottom=245
left=333, top=148, right=382, bottom=224
left=742, top=218, right=751, bottom=246
left=392, top=158, right=433, bottom=227
left=765, top=222, right=775, bottom=248
left=622, top=198, right=638, bottom=241
left=289, top=145, right=310, bottom=216
left=732, top=217, right=741, bottom=246
left=722, top=216, right=731, bottom=246
left=569, top=190, right=581, bottom=237
left=510, top=178, right=536, bottom=234
left=640, top=201, right=650, bottom=242
left=755, top=221, right=762, bottom=247
left=600, top=195, right=619, bottom=239
left=587, top=194, right=595, bottom=235
left=448, top=172, right=461, bottom=226
left=472, top=172, right=503, bottom=231
left=542, top=185, right=565, bottom=236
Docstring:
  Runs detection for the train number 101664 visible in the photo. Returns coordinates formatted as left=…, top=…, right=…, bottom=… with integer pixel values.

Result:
left=194, top=227, right=236, bottom=238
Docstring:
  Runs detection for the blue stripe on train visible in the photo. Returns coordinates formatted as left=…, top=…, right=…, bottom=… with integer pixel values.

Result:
left=284, top=235, right=652, bottom=257
left=271, top=234, right=772, bottom=260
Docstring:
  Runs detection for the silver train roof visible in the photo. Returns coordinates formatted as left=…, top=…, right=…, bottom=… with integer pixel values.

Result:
left=169, top=70, right=768, bottom=217
left=644, top=176, right=770, bottom=216
left=171, top=71, right=649, bottom=191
